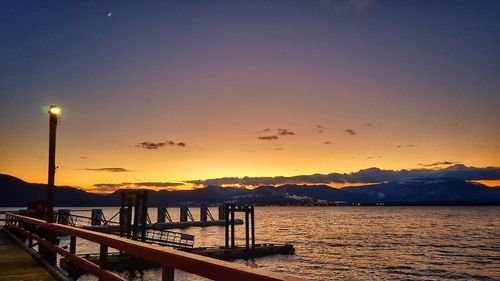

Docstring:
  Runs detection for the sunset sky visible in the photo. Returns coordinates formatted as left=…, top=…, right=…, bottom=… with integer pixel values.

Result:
left=1, top=1, right=499, bottom=192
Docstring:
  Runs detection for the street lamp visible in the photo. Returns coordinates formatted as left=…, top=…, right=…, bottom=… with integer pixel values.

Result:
left=46, top=105, right=60, bottom=222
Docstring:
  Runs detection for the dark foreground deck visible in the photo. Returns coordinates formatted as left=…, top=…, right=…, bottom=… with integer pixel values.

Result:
left=0, top=229, right=55, bottom=281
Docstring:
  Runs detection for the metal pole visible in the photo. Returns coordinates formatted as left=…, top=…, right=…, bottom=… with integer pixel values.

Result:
left=46, top=111, right=58, bottom=223
left=251, top=205, right=255, bottom=249
left=230, top=204, right=235, bottom=248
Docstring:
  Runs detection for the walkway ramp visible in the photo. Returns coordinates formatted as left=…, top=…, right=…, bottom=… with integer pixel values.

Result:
left=0, top=229, right=55, bottom=281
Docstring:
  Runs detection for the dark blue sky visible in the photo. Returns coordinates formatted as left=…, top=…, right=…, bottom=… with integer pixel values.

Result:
left=1, top=0, right=499, bottom=188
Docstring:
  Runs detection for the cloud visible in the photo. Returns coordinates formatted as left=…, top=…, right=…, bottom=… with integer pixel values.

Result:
left=318, top=0, right=332, bottom=9
left=324, top=141, right=333, bottom=145
left=122, top=182, right=185, bottom=187
left=258, top=135, right=279, bottom=141
left=256, top=128, right=295, bottom=140
left=273, top=148, right=284, bottom=151
left=91, top=181, right=185, bottom=193
left=418, top=161, right=457, bottom=167
left=80, top=167, right=132, bottom=172
left=345, top=0, right=375, bottom=14
left=318, top=0, right=375, bottom=14
left=407, top=144, right=418, bottom=148
left=136, top=141, right=187, bottom=150
left=365, top=123, right=373, bottom=127
left=186, top=164, right=500, bottom=187
left=80, top=156, right=88, bottom=159
left=344, top=129, right=357, bottom=135
left=277, top=128, right=295, bottom=136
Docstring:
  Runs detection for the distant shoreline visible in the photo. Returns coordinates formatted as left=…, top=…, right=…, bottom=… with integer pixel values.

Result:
left=2, top=203, right=500, bottom=209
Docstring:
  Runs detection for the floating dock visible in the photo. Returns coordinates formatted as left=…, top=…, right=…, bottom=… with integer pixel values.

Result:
left=60, top=243, right=295, bottom=275
left=185, top=243, right=295, bottom=260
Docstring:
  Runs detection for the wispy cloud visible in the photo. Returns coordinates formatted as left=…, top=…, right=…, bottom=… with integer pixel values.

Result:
left=256, top=128, right=271, bottom=134
left=345, top=0, right=376, bottom=14
left=344, top=129, right=357, bottom=135
left=79, top=167, right=132, bottom=172
left=277, top=128, right=295, bottom=136
left=136, top=141, right=187, bottom=150
left=324, top=141, right=333, bottom=145
left=318, top=0, right=376, bottom=14
left=418, top=161, right=457, bottom=167
left=397, top=144, right=419, bottom=148
left=258, top=135, right=279, bottom=141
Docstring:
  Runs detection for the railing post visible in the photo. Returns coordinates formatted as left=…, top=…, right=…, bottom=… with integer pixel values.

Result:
left=245, top=207, right=250, bottom=250
left=162, top=267, right=174, bottom=281
left=70, top=235, right=76, bottom=254
left=99, top=245, right=108, bottom=269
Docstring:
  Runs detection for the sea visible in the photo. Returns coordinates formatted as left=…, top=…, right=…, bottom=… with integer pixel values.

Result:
left=3, top=206, right=500, bottom=280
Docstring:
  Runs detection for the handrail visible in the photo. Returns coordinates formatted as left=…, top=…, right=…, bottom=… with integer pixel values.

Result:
left=5, top=213, right=306, bottom=281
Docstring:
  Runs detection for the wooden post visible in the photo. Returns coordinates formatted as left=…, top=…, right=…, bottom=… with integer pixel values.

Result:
left=119, top=192, right=126, bottom=237
left=132, top=191, right=140, bottom=240
left=70, top=235, right=76, bottom=254
left=251, top=205, right=255, bottom=249
left=162, top=267, right=175, bottom=281
left=245, top=207, right=250, bottom=249
left=224, top=204, right=229, bottom=248
left=140, top=190, right=148, bottom=242
left=126, top=198, right=133, bottom=239
left=157, top=207, right=165, bottom=223
left=200, top=205, right=208, bottom=222
left=219, top=205, right=226, bottom=220
left=230, top=204, right=235, bottom=248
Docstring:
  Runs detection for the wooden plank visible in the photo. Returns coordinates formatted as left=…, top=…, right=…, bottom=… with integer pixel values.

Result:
left=0, top=229, right=55, bottom=281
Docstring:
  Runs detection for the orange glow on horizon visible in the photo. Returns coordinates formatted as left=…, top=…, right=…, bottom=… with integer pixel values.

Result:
left=471, top=180, right=500, bottom=187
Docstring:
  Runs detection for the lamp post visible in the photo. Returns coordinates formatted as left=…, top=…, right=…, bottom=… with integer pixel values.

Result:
left=46, top=105, right=60, bottom=223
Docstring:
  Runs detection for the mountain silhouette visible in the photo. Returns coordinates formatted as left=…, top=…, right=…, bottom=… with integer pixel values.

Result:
left=0, top=174, right=499, bottom=207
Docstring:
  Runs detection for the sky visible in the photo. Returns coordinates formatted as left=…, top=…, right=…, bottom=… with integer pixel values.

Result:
left=1, top=0, right=499, bottom=192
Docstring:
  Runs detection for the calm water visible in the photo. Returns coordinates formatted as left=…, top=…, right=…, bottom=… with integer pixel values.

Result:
left=5, top=206, right=500, bottom=280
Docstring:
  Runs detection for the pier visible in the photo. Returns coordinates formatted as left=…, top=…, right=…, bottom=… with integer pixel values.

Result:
left=0, top=190, right=298, bottom=280
left=0, top=229, right=55, bottom=280
left=3, top=213, right=305, bottom=281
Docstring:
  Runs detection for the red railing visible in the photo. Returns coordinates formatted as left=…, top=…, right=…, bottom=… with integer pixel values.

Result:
left=4, top=213, right=306, bottom=281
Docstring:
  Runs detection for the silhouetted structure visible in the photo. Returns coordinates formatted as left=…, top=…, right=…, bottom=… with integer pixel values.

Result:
left=224, top=203, right=255, bottom=249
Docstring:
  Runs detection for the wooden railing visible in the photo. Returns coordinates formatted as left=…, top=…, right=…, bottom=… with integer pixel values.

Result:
left=4, top=213, right=306, bottom=281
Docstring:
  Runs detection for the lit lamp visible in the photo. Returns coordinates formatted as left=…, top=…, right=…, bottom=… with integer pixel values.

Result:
left=46, top=105, right=60, bottom=222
